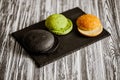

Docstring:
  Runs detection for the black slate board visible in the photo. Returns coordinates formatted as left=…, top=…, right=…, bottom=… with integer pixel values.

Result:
left=12, top=7, right=110, bottom=67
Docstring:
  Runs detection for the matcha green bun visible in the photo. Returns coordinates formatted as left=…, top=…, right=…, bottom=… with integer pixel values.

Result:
left=45, top=14, right=73, bottom=35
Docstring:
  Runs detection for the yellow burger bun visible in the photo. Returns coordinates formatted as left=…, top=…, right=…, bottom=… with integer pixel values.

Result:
left=76, top=14, right=103, bottom=37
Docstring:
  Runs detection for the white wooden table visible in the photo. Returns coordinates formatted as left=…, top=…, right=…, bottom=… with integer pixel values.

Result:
left=0, top=0, right=120, bottom=80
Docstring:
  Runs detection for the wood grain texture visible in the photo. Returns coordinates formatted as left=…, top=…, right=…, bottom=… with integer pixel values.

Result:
left=0, top=0, right=120, bottom=80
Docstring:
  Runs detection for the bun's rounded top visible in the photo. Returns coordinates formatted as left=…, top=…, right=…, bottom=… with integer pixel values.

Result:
left=45, top=14, right=73, bottom=35
left=76, top=14, right=102, bottom=31
left=23, top=30, right=55, bottom=53
left=45, top=14, right=68, bottom=31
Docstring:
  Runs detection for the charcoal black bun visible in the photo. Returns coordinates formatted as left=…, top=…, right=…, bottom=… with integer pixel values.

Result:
left=23, top=29, right=55, bottom=54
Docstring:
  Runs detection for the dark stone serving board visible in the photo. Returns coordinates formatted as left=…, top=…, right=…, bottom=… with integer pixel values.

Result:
left=12, top=7, right=110, bottom=67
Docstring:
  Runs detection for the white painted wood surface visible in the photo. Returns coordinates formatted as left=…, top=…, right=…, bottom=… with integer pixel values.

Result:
left=0, top=0, right=120, bottom=80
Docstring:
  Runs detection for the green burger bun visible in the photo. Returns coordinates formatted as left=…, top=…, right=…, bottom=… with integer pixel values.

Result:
left=45, top=14, right=73, bottom=35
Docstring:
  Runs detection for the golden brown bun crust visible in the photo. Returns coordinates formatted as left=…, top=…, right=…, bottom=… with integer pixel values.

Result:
left=76, top=14, right=102, bottom=31
left=76, top=14, right=103, bottom=37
